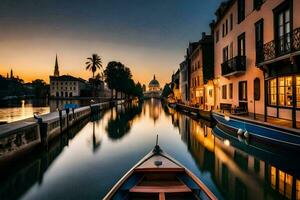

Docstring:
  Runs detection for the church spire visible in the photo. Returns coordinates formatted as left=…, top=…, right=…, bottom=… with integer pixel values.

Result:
left=54, top=54, right=59, bottom=77
left=153, top=74, right=156, bottom=80
left=10, top=69, right=13, bottom=79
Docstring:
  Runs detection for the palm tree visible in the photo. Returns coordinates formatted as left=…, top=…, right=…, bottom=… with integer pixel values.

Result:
left=85, top=54, right=103, bottom=78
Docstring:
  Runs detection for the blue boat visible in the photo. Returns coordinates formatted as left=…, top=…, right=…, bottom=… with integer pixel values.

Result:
left=212, top=111, right=300, bottom=150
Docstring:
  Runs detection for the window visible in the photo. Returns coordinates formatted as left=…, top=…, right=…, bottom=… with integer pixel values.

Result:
left=223, top=46, right=229, bottom=62
left=254, top=78, right=261, bottom=100
left=222, top=24, right=225, bottom=37
left=216, top=30, right=220, bottom=43
left=230, top=14, right=233, bottom=31
left=209, top=89, right=213, bottom=97
left=278, top=77, right=293, bottom=106
left=274, top=2, right=291, bottom=55
left=253, top=0, right=263, bottom=10
left=238, top=81, right=247, bottom=101
left=271, top=166, right=276, bottom=190
left=297, top=76, right=300, bottom=107
left=254, top=158, right=260, bottom=173
left=255, top=19, right=264, bottom=63
left=197, top=76, right=200, bottom=86
left=268, top=79, right=277, bottom=105
left=222, top=85, right=227, bottom=99
left=238, top=33, right=246, bottom=56
left=238, top=0, right=245, bottom=23
left=279, top=171, right=293, bottom=199
left=225, top=19, right=228, bottom=35
left=229, top=42, right=233, bottom=59
left=229, top=83, right=233, bottom=99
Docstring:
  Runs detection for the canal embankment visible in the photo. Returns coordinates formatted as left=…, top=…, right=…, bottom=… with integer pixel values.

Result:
left=0, top=99, right=125, bottom=162
left=175, top=103, right=213, bottom=121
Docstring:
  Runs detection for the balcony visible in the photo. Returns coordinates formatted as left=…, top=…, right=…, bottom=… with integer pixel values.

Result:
left=221, top=56, right=246, bottom=77
left=257, top=27, right=300, bottom=64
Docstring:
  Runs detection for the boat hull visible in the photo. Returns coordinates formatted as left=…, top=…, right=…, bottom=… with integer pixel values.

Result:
left=103, top=147, right=216, bottom=200
left=212, top=112, right=300, bottom=149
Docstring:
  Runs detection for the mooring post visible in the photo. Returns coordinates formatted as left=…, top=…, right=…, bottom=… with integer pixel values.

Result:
left=72, top=108, right=75, bottom=120
left=59, top=110, right=63, bottom=133
left=66, top=108, right=70, bottom=129
left=35, top=116, right=48, bottom=150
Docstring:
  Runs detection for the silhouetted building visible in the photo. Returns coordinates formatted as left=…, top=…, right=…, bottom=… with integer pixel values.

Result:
left=49, top=55, right=88, bottom=98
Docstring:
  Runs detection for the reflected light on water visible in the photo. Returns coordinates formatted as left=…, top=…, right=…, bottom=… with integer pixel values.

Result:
left=0, top=99, right=299, bottom=200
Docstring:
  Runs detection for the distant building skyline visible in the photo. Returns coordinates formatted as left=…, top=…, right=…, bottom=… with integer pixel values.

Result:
left=0, top=0, right=222, bottom=85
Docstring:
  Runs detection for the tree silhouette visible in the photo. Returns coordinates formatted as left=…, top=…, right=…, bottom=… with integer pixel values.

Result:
left=85, top=54, right=102, bottom=79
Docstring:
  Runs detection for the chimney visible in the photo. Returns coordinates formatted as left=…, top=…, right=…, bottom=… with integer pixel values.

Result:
left=210, top=20, right=215, bottom=35
left=202, top=32, right=206, bottom=39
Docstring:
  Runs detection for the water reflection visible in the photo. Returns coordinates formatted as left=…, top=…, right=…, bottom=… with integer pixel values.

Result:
left=0, top=99, right=94, bottom=123
left=166, top=105, right=300, bottom=200
left=0, top=99, right=49, bottom=123
left=106, top=103, right=143, bottom=140
left=0, top=116, right=91, bottom=200
left=0, top=100, right=299, bottom=200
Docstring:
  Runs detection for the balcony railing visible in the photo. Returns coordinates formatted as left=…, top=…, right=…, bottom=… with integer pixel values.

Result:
left=221, top=56, right=246, bottom=77
left=257, top=27, right=300, bottom=64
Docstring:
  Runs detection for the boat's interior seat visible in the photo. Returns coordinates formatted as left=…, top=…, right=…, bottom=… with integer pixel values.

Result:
left=130, top=185, right=191, bottom=193
left=128, top=172, right=197, bottom=200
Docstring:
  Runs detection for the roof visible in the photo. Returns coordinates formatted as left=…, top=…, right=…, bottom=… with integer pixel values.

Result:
left=189, top=34, right=213, bottom=58
left=50, top=75, right=86, bottom=83
left=214, top=0, right=235, bottom=27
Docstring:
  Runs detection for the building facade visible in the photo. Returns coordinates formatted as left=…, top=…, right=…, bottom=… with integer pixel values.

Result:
left=50, top=75, right=87, bottom=98
left=213, top=0, right=300, bottom=127
left=189, top=33, right=214, bottom=110
left=49, top=56, right=88, bottom=98
left=179, top=60, right=189, bottom=104
left=214, top=0, right=265, bottom=115
left=255, top=0, right=300, bottom=127
left=171, top=70, right=181, bottom=101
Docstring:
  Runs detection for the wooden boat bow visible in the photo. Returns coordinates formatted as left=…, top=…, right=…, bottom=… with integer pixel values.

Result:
left=103, top=140, right=217, bottom=200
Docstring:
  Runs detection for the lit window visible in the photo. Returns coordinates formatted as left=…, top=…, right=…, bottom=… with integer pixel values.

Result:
left=278, top=76, right=292, bottom=106
left=297, top=76, right=300, bottom=107
left=296, top=179, right=300, bottom=200
left=268, top=79, right=277, bottom=105
left=271, top=166, right=276, bottom=190
left=285, top=173, right=292, bottom=199
left=279, top=170, right=293, bottom=199
left=279, top=170, right=285, bottom=195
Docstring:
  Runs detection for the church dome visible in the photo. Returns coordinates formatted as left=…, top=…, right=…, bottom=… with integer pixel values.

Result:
left=149, top=75, right=160, bottom=87
left=148, top=75, right=160, bottom=91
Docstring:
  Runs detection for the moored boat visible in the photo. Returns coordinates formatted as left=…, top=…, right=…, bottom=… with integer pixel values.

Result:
left=212, top=111, right=300, bottom=149
left=103, top=137, right=216, bottom=200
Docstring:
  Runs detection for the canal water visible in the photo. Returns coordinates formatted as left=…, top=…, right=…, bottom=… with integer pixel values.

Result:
left=0, top=99, right=95, bottom=123
left=0, top=99, right=299, bottom=200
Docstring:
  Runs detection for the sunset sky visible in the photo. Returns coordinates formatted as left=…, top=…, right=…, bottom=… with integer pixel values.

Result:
left=0, top=0, right=221, bottom=86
